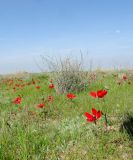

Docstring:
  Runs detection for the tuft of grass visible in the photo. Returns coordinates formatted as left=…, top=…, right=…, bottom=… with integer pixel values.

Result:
left=120, top=112, right=133, bottom=140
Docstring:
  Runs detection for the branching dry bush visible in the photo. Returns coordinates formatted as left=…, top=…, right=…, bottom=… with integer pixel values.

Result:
left=41, top=55, right=88, bottom=93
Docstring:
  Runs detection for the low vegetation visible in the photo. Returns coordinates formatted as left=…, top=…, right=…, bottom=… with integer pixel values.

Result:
left=0, top=69, right=133, bottom=159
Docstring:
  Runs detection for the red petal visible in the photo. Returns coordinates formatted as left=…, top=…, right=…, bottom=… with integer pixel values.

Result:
left=103, top=90, right=107, bottom=96
left=97, top=90, right=103, bottom=98
left=97, top=90, right=107, bottom=98
left=67, top=93, right=76, bottom=99
left=92, top=108, right=102, bottom=120
left=92, top=108, right=97, bottom=116
left=84, top=112, right=95, bottom=122
left=90, top=92, right=97, bottom=98
left=96, top=111, right=102, bottom=119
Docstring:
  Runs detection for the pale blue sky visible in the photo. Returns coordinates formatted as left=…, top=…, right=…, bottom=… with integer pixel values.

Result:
left=0, top=0, right=133, bottom=74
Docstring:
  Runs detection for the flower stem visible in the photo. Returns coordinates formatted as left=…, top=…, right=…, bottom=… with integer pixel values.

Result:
left=104, top=113, right=108, bottom=127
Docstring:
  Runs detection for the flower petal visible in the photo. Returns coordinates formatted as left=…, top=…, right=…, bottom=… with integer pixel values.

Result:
left=90, top=92, right=97, bottom=98
left=96, top=111, right=102, bottom=119
left=84, top=112, right=95, bottom=122
left=92, top=108, right=97, bottom=116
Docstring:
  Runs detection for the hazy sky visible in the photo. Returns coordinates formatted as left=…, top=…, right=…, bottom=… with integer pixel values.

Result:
left=0, top=0, right=133, bottom=74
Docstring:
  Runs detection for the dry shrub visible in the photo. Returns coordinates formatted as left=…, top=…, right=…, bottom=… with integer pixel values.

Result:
left=41, top=55, right=88, bottom=93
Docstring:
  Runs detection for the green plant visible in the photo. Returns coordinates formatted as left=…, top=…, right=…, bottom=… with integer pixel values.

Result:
left=120, top=112, right=133, bottom=140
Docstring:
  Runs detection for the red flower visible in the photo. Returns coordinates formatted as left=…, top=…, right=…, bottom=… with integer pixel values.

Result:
left=32, top=81, right=36, bottom=85
left=84, top=108, right=102, bottom=122
left=49, top=83, right=54, bottom=89
left=90, top=89, right=107, bottom=98
left=48, top=96, right=54, bottom=102
left=38, top=103, right=45, bottom=108
left=90, top=92, right=97, bottom=98
left=36, top=85, right=40, bottom=89
left=97, top=90, right=107, bottom=98
left=15, top=84, right=21, bottom=87
left=13, top=97, right=22, bottom=104
left=67, top=93, right=76, bottom=99
left=123, top=75, right=127, bottom=80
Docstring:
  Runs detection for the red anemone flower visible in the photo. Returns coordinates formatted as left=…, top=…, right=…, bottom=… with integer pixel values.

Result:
left=123, top=75, right=127, bottom=80
left=67, top=93, right=76, bottom=99
left=97, top=90, right=107, bottom=98
left=13, top=97, right=22, bottom=104
left=90, top=89, right=107, bottom=98
left=15, top=84, right=21, bottom=87
left=32, top=81, right=36, bottom=85
left=49, top=83, right=54, bottom=89
left=84, top=108, right=102, bottom=122
left=38, top=103, right=45, bottom=108
left=48, top=96, right=54, bottom=102
left=90, top=92, right=97, bottom=98
left=36, top=85, right=40, bottom=89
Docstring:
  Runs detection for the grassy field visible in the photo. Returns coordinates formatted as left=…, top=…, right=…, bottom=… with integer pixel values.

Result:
left=0, top=71, right=133, bottom=160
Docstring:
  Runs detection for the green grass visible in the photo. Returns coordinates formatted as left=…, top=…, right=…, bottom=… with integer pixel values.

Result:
left=0, top=71, right=133, bottom=160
